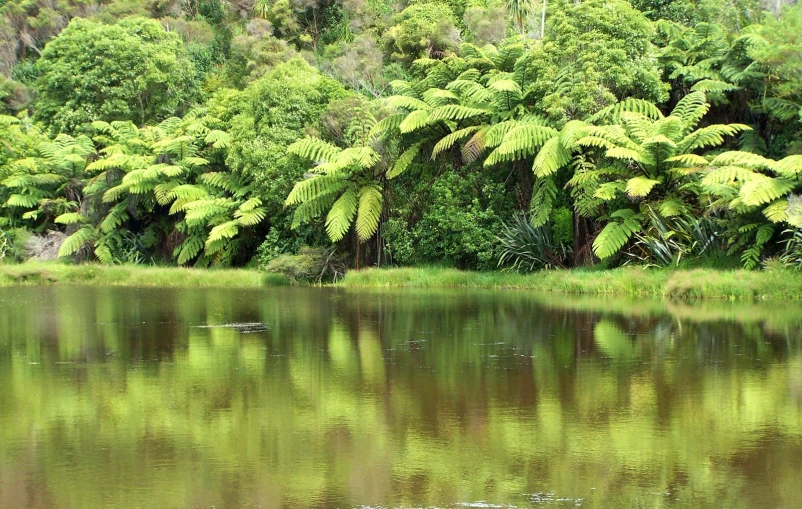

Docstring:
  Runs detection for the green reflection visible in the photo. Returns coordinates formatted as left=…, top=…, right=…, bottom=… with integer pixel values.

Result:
left=0, top=286, right=800, bottom=508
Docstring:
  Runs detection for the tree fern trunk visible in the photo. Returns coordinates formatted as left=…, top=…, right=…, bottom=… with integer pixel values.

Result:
left=573, top=212, right=593, bottom=267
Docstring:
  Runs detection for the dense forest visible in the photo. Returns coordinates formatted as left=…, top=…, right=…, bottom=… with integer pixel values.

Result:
left=0, top=0, right=801, bottom=276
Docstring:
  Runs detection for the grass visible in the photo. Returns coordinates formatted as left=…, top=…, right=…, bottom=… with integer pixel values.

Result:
left=338, top=266, right=802, bottom=300
left=2, top=262, right=802, bottom=300
left=0, top=262, right=287, bottom=287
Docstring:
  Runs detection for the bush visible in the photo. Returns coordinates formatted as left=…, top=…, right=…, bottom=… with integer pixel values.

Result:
left=262, top=247, right=347, bottom=283
left=496, top=213, right=572, bottom=272
left=34, top=17, right=200, bottom=132
left=780, top=228, right=802, bottom=270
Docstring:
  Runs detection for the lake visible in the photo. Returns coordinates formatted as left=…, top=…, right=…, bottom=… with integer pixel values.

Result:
left=0, top=286, right=800, bottom=508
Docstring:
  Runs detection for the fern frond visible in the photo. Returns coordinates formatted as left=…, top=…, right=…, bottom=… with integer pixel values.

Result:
left=235, top=207, right=266, bottom=226
left=384, top=95, right=431, bottom=111
left=528, top=177, right=557, bottom=227
left=671, top=91, right=709, bottom=130
left=369, top=113, right=405, bottom=139
left=6, top=194, right=41, bottom=208
left=625, top=177, right=661, bottom=198
left=691, top=79, right=740, bottom=94
left=431, top=126, right=482, bottom=159
left=325, top=190, right=358, bottom=242
left=762, top=200, right=789, bottom=223
left=206, top=220, right=240, bottom=246
left=740, top=177, right=794, bottom=207
left=204, top=130, right=231, bottom=149
left=355, top=186, right=383, bottom=241
left=702, top=165, right=758, bottom=185
left=775, top=155, right=802, bottom=177
left=592, top=211, right=642, bottom=259
left=665, top=153, right=709, bottom=166
left=426, top=105, right=487, bottom=123
left=532, top=137, right=571, bottom=177
left=388, top=143, right=422, bottom=179
left=485, top=125, right=558, bottom=166
left=710, top=151, right=776, bottom=170
left=677, top=124, right=750, bottom=153
left=100, top=203, right=129, bottom=233
left=285, top=175, right=344, bottom=206
left=288, top=137, right=342, bottom=163
left=58, top=227, right=95, bottom=258
left=54, top=212, right=89, bottom=225
left=176, top=233, right=205, bottom=265
left=399, top=110, right=432, bottom=133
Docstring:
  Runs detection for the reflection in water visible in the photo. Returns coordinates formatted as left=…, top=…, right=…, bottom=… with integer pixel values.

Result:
left=0, top=286, right=800, bottom=508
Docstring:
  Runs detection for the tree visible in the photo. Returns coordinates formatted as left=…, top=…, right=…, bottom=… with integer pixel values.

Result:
left=285, top=136, right=384, bottom=242
left=33, top=17, right=200, bottom=133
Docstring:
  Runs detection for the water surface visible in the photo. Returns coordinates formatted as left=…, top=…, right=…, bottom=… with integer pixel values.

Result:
left=0, top=286, right=800, bottom=508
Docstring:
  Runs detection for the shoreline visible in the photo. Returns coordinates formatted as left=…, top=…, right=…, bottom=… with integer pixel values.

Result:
left=2, top=263, right=802, bottom=300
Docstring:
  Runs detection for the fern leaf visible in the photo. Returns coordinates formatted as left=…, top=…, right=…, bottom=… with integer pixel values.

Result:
left=762, top=200, right=789, bottom=223
left=388, top=143, right=422, bottom=179
left=532, top=137, right=570, bottom=177
left=234, top=206, right=266, bottom=226
left=775, top=155, right=802, bottom=177
left=206, top=220, right=240, bottom=246
left=710, top=151, right=776, bottom=170
left=286, top=175, right=346, bottom=206
left=288, top=137, right=342, bottom=163
left=54, top=212, right=89, bottom=225
left=177, top=233, right=205, bottom=265
left=384, top=95, right=431, bottom=111
left=665, top=154, right=709, bottom=166
left=671, top=91, right=709, bottom=131
left=325, top=190, right=358, bottom=242
left=204, top=130, right=231, bottom=149
left=399, top=110, right=432, bottom=133
left=431, top=126, right=482, bottom=159
left=485, top=125, right=558, bottom=166
left=355, top=186, right=383, bottom=241
left=740, top=177, right=795, bottom=207
left=426, top=105, right=487, bottom=123
left=593, top=211, right=642, bottom=259
left=529, top=177, right=557, bottom=227
left=691, top=79, right=740, bottom=94
left=58, top=227, right=95, bottom=258
left=6, top=194, right=40, bottom=208
left=626, top=177, right=661, bottom=198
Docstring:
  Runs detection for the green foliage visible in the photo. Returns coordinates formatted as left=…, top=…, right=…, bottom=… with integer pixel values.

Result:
left=779, top=228, right=802, bottom=270
left=224, top=60, right=349, bottom=244
left=2, top=0, right=802, bottom=272
left=383, top=2, right=461, bottom=62
left=262, top=246, right=347, bottom=283
left=496, top=212, right=571, bottom=271
left=33, top=18, right=201, bottom=133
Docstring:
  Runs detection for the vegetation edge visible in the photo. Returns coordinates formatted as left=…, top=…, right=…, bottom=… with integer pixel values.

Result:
left=3, top=263, right=802, bottom=300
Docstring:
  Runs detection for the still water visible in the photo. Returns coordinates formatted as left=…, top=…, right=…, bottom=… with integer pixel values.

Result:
left=0, top=286, right=800, bottom=508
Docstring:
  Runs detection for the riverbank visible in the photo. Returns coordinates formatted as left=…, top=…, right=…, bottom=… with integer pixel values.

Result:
left=0, top=262, right=283, bottom=287
left=339, top=266, right=802, bottom=300
left=2, top=262, right=802, bottom=299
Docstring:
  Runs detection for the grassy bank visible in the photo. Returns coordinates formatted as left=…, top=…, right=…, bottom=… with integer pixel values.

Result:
left=339, top=266, right=802, bottom=300
left=3, top=262, right=802, bottom=299
left=0, top=262, right=286, bottom=287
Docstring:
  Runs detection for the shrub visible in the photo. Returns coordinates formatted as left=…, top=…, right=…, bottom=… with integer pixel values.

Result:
left=496, top=213, right=572, bottom=272
left=262, top=247, right=347, bottom=283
